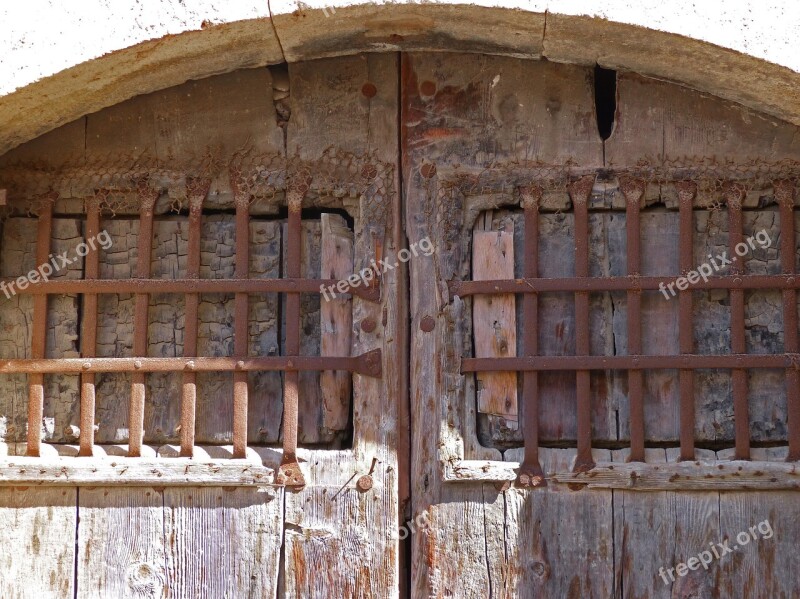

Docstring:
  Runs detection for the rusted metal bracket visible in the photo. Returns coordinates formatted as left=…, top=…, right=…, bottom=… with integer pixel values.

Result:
left=276, top=454, right=306, bottom=490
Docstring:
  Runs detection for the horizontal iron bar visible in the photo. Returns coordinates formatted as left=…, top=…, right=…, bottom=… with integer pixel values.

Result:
left=462, top=354, right=800, bottom=372
left=0, top=278, right=381, bottom=301
left=449, top=275, right=800, bottom=296
left=0, top=349, right=382, bottom=377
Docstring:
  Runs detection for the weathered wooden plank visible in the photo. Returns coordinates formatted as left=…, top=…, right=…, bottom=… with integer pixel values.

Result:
left=612, top=448, right=673, bottom=599
left=283, top=452, right=398, bottom=598
left=554, top=460, right=800, bottom=491
left=0, top=487, right=76, bottom=598
left=472, top=226, right=517, bottom=424
left=320, top=213, right=354, bottom=432
left=282, top=219, right=330, bottom=445
left=284, top=52, right=401, bottom=597
left=716, top=490, right=800, bottom=597
left=77, top=487, right=166, bottom=599
left=504, top=447, right=614, bottom=599
left=164, top=486, right=283, bottom=598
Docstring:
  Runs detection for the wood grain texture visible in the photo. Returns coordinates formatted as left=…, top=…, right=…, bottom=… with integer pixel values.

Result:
left=164, top=486, right=283, bottom=598
left=77, top=487, right=166, bottom=599
left=0, top=487, right=76, bottom=599
left=320, top=213, right=354, bottom=433
left=472, top=226, right=518, bottom=424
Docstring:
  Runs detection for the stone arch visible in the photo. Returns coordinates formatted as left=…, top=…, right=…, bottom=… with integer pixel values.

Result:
left=2, top=3, right=800, bottom=156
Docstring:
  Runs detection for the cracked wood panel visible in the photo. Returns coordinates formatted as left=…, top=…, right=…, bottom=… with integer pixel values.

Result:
left=163, top=487, right=283, bottom=598
left=0, top=487, right=76, bottom=599
left=283, top=53, right=401, bottom=598
left=402, top=53, right=605, bottom=597
left=503, top=447, right=614, bottom=599
left=609, top=447, right=720, bottom=598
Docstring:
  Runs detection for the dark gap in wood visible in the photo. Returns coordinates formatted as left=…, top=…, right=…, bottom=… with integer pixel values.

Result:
left=594, top=65, right=617, bottom=141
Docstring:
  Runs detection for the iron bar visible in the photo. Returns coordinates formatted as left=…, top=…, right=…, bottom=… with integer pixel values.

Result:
left=26, top=196, right=54, bottom=457
left=78, top=195, right=101, bottom=456
left=128, top=187, right=158, bottom=457
left=727, top=184, right=750, bottom=460
left=232, top=193, right=250, bottom=458
left=622, top=178, right=645, bottom=462
left=677, top=182, right=697, bottom=460
left=449, top=274, right=800, bottom=296
left=517, top=188, right=545, bottom=487
left=179, top=182, right=207, bottom=457
left=277, top=190, right=306, bottom=489
left=3, top=277, right=381, bottom=300
left=571, top=177, right=594, bottom=472
left=777, top=180, right=800, bottom=461
left=462, top=354, right=800, bottom=372
left=0, top=351, right=382, bottom=375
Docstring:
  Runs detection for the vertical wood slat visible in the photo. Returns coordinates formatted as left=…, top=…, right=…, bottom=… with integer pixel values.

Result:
left=776, top=180, right=800, bottom=460
left=78, top=195, right=102, bottom=456
left=277, top=190, right=306, bottom=488
left=129, top=188, right=158, bottom=457
left=26, top=197, right=53, bottom=457
left=570, top=177, right=594, bottom=472
left=179, top=182, right=207, bottom=457
left=677, top=182, right=697, bottom=460
left=727, top=184, right=750, bottom=460
left=319, top=213, right=354, bottom=432
left=517, top=188, right=544, bottom=486
left=621, top=178, right=645, bottom=462
left=232, top=194, right=249, bottom=458
left=472, top=216, right=518, bottom=423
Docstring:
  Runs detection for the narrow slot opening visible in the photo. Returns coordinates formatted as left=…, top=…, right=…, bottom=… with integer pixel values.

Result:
left=594, top=65, right=617, bottom=141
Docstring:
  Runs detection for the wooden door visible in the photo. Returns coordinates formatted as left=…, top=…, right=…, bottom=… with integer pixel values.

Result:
left=403, top=52, right=800, bottom=598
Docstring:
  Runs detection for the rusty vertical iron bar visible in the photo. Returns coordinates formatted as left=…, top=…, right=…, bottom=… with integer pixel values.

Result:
left=232, top=193, right=250, bottom=458
left=26, top=197, right=54, bottom=457
left=776, top=180, right=800, bottom=460
left=277, top=189, right=306, bottom=488
left=727, top=184, right=750, bottom=460
left=677, top=182, right=697, bottom=460
left=570, top=177, right=595, bottom=472
left=179, top=183, right=207, bottom=457
left=78, top=195, right=102, bottom=456
left=517, top=188, right=544, bottom=487
left=622, top=179, right=645, bottom=462
left=129, top=187, right=158, bottom=457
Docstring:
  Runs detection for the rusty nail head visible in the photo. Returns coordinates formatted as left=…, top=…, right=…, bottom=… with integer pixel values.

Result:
left=361, top=318, right=377, bottom=333
left=236, top=360, right=245, bottom=370
left=420, top=80, right=437, bottom=96
left=361, top=83, right=377, bottom=98
left=185, top=361, right=195, bottom=371
left=356, top=475, right=373, bottom=492
left=420, top=163, right=437, bottom=179
left=134, top=360, right=142, bottom=369
left=83, top=362, right=91, bottom=370
left=420, top=315, right=435, bottom=332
